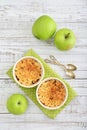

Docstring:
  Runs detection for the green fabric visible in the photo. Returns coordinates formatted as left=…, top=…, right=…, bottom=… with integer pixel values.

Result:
left=7, top=49, right=77, bottom=119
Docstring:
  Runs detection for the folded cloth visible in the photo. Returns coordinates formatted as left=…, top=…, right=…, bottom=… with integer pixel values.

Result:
left=7, top=49, right=77, bottom=119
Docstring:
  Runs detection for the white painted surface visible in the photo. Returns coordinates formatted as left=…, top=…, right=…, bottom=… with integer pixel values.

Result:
left=0, top=0, right=87, bottom=129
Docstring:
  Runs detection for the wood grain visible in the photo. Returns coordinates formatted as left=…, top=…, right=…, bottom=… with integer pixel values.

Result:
left=0, top=0, right=87, bottom=129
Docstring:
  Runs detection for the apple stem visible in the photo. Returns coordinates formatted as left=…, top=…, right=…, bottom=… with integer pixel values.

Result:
left=65, top=33, right=70, bottom=39
left=18, top=102, right=21, bottom=105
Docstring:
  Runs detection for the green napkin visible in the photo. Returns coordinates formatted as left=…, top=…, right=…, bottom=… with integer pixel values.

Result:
left=7, top=49, right=77, bottom=119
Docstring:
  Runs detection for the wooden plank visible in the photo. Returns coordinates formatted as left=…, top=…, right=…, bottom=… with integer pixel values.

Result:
left=0, top=95, right=87, bottom=114
left=0, top=122, right=87, bottom=130
left=0, top=24, right=87, bottom=38
left=0, top=47, right=87, bottom=58
left=0, top=61, right=87, bottom=72
left=0, top=38, right=87, bottom=47
left=0, top=112, right=87, bottom=123
left=0, top=68, right=87, bottom=79
left=0, top=47, right=87, bottom=61
left=0, top=82, right=86, bottom=95
left=0, top=79, right=87, bottom=88
left=0, top=0, right=87, bottom=23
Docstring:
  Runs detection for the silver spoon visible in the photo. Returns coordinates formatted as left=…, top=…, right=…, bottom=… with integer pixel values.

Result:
left=66, top=64, right=77, bottom=71
left=44, top=55, right=77, bottom=79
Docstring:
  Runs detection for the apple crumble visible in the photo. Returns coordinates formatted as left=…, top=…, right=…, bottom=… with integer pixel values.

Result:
left=14, top=57, right=43, bottom=87
left=37, top=79, right=67, bottom=108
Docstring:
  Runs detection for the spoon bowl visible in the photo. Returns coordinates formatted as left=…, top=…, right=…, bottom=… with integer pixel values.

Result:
left=67, top=64, right=77, bottom=71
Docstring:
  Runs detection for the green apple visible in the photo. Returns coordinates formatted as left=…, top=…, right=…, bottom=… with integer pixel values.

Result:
left=7, top=94, right=28, bottom=115
left=54, top=28, right=76, bottom=51
left=32, top=15, right=56, bottom=40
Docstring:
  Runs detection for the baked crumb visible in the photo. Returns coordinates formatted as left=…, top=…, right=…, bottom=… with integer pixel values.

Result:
left=14, top=58, right=42, bottom=87
left=38, top=79, right=66, bottom=107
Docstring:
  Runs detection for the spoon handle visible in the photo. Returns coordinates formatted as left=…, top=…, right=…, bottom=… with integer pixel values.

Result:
left=44, top=59, right=57, bottom=65
left=50, top=55, right=77, bottom=71
left=44, top=55, right=76, bottom=79
left=56, top=61, right=67, bottom=71
left=50, top=55, right=68, bottom=71
left=45, top=57, right=66, bottom=70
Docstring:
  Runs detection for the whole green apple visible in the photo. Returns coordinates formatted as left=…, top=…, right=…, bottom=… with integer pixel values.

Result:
left=54, top=28, right=76, bottom=51
left=7, top=94, right=28, bottom=115
left=32, top=15, right=56, bottom=40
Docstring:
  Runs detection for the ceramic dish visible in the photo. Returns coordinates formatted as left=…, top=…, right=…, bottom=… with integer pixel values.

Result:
left=36, top=77, right=68, bottom=110
left=13, top=56, right=44, bottom=88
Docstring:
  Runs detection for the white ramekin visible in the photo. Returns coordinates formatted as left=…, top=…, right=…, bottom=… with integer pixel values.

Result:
left=36, top=77, right=68, bottom=110
left=13, top=56, right=44, bottom=88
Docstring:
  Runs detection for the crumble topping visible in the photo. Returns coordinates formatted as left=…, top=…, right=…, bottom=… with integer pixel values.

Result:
left=15, top=58, right=42, bottom=87
left=38, top=79, right=66, bottom=107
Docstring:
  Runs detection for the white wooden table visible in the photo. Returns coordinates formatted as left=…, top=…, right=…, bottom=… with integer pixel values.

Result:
left=0, top=0, right=87, bottom=129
